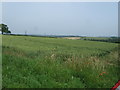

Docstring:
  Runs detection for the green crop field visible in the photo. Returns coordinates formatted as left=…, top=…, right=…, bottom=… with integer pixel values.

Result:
left=2, top=35, right=119, bottom=88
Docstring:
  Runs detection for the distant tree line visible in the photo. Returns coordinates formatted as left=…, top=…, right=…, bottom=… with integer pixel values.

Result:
left=0, top=24, right=11, bottom=34
left=83, top=37, right=120, bottom=43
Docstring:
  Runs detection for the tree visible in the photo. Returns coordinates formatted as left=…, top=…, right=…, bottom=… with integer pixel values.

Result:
left=7, top=30, right=11, bottom=34
left=0, top=24, right=11, bottom=34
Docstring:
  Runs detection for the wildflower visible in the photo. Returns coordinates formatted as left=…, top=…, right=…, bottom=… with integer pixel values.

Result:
left=99, top=72, right=106, bottom=76
left=51, top=54, right=55, bottom=59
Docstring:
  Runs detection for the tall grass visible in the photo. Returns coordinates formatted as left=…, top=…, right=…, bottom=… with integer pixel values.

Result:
left=2, top=35, right=119, bottom=88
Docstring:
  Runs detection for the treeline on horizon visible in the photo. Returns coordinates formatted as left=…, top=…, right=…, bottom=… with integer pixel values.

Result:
left=82, top=37, right=120, bottom=43
left=2, top=33, right=120, bottom=43
left=0, top=23, right=119, bottom=43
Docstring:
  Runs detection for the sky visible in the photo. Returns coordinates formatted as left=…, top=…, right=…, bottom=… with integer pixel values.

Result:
left=0, top=2, right=2, bottom=24
left=1, top=2, right=118, bottom=36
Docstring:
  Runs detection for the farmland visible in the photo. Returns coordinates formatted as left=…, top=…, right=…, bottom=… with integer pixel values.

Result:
left=2, top=35, right=119, bottom=88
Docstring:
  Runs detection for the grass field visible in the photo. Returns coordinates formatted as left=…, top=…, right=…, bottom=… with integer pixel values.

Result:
left=2, top=35, right=119, bottom=88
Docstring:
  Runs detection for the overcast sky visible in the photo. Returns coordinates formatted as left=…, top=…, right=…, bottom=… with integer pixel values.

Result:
left=2, top=2, right=118, bottom=36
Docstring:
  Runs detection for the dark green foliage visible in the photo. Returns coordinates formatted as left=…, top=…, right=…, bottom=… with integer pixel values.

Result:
left=0, top=24, right=11, bottom=34
left=82, top=37, right=120, bottom=43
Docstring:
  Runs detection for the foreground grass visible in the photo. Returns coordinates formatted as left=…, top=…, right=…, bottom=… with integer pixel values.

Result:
left=2, top=35, right=119, bottom=88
